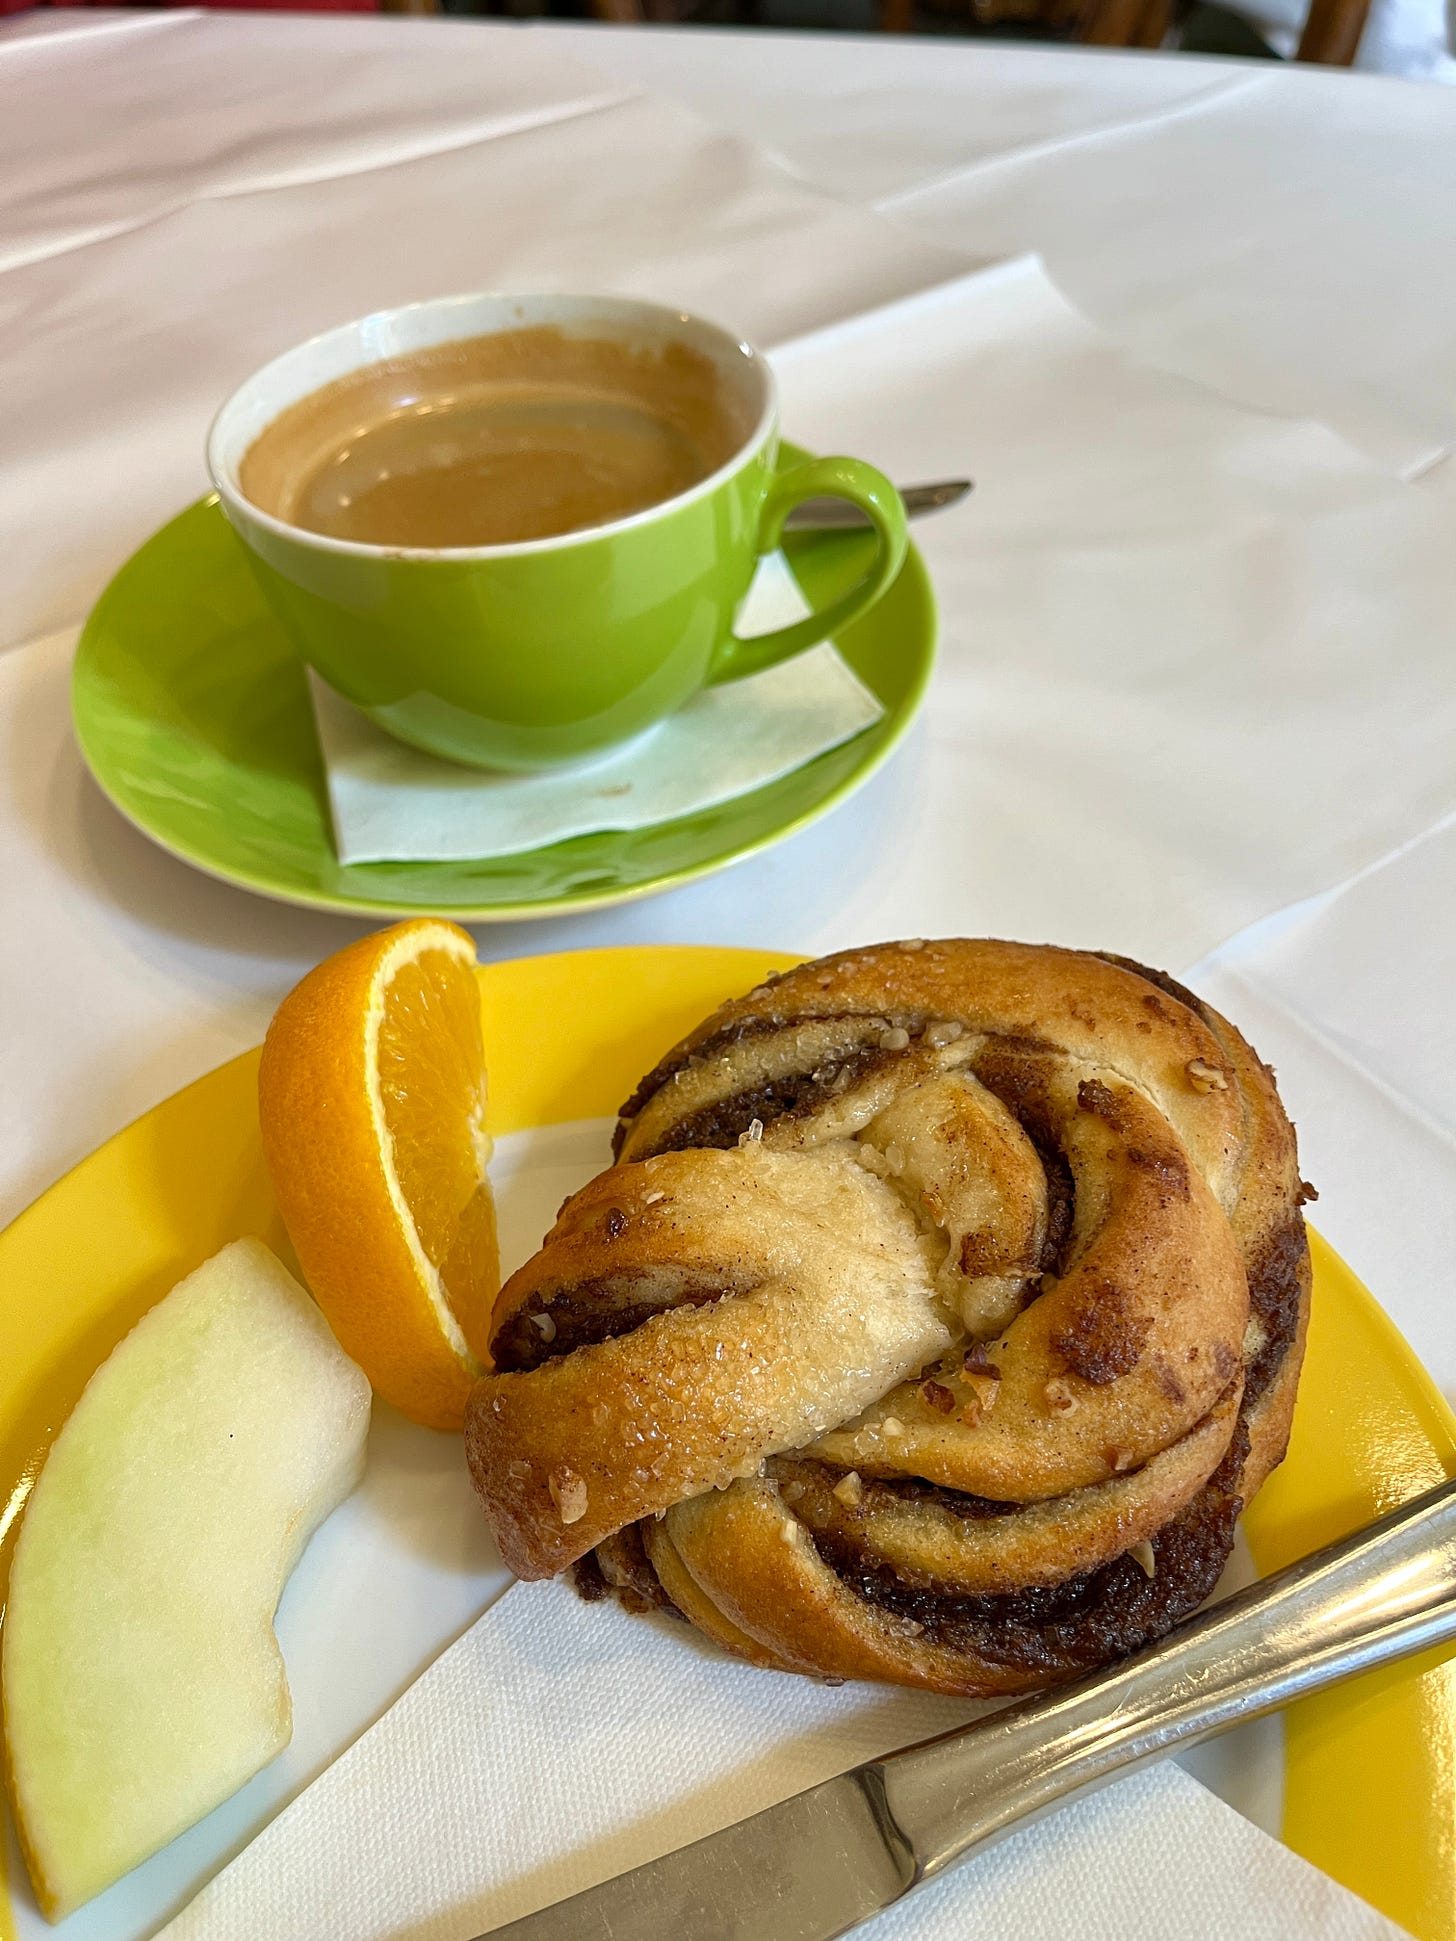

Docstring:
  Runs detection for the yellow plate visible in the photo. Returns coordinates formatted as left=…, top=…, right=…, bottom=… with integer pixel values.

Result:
left=1, top=945, right=1453, bottom=1939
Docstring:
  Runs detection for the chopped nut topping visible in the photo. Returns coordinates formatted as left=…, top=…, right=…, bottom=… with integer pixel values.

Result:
left=878, top=1026, right=912, bottom=1052
left=642, top=1188, right=666, bottom=1205
left=961, top=1345, right=1002, bottom=1422
left=899, top=938, right=927, bottom=951
left=491, top=1395, right=504, bottom=1416
left=1105, top=1445, right=1135, bottom=1474
left=549, top=1466, right=588, bottom=1524
left=781, top=1517, right=803, bottom=1546
left=882, top=1416, right=906, bottom=1436
left=924, top=1019, right=965, bottom=1048
left=737, top=1117, right=765, bottom=1147
left=1129, top=1539, right=1157, bottom=1578
left=921, top=1187, right=947, bottom=1221
left=833, top=1470, right=864, bottom=1506
left=855, top=1142, right=892, bottom=1177
left=1186, top=1058, right=1229, bottom=1095
left=962, top=1370, right=1001, bottom=1423
left=900, top=1618, right=926, bottom=1636
left=832, top=1066, right=854, bottom=1093
left=507, top=1458, right=531, bottom=1479
left=529, top=1310, right=557, bottom=1342
left=1044, top=1379, right=1077, bottom=1415
left=781, top=1480, right=806, bottom=1504
left=921, top=1379, right=956, bottom=1414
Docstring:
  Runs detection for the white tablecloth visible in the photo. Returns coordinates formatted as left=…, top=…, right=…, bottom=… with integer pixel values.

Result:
left=1, top=9, right=1452, bottom=1412
left=2, top=19, right=1455, bottom=1939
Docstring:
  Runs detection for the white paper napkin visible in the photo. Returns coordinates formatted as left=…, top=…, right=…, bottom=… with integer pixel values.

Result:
left=161, top=1575, right=1409, bottom=1941
left=872, top=70, right=1456, bottom=478
left=308, top=555, right=882, bottom=865
left=1190, top=809, right=1456, bottom=1401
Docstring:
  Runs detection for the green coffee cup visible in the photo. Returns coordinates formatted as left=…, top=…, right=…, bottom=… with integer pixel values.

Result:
left=207, top=293, right=907, bottom=773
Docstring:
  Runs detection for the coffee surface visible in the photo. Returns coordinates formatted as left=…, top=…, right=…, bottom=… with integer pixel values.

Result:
left=239, top=326, right=750, bottom=548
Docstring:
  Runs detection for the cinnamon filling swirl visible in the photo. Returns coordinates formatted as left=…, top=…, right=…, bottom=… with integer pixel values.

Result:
left=466, top=940, right=1311, bottom=1698
left=491, top=1267, right=741, bottom=1372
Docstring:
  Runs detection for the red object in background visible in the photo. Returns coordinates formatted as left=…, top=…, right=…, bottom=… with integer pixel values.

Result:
left=0, top=0, right=380, bottom=13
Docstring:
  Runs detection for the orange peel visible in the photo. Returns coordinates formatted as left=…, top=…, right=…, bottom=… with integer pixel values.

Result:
left=258, top=919, right=498, bottom=1429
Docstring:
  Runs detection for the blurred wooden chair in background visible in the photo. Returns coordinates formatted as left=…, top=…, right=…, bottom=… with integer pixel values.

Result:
left=1287, top=0, right=1372, bottom=60
left=877, top=0, right=1369, bottom=57
left=1079, top=0, right=1369, bottom=55
left=590, top=0, right=1371, bottom=65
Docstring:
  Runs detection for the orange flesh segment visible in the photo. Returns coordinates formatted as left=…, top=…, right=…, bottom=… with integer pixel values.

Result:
left=377, top=948, right=497, bottom=1339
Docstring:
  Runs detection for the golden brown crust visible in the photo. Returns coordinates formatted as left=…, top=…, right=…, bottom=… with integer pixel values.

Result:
left=805, top=1068, right=1246, bottom=1501
left=778, top=1384, right=1240, bottom=1599
left=466, top=1146, right=953, bottom=1578
left=464, top=939, right=1310, bottom=1692
left=648, top=1447, right=1246, bottom=1695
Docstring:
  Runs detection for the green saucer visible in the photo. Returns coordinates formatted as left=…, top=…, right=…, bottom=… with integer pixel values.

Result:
left=71, top=466, right=936, bottom=922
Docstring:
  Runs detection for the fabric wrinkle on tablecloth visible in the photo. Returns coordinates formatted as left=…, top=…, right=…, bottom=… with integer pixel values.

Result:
left=0, top=20, right=966, bottom=653
left=1191, top=813, right=1456, bottom=1397
left=552, top=24, right=1256, bottom=204
left=0, top=12, right=630, bottom=274
left=862, top=73, right=1456, bottom=477
left=752, top=254, right=1456, bottom=969
left=557, top=25, right=1456, bottom=476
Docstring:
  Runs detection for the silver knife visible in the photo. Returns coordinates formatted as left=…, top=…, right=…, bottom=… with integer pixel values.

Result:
left=479, top=1473, right=1456, bottom=1940
left=784, top=477, right=972, bottom=532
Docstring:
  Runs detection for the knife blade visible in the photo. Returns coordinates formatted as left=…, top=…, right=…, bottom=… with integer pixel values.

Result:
left=482, top=1766, right=913, bottom=1941
left=477, top=1474, right=1456, bottom=1941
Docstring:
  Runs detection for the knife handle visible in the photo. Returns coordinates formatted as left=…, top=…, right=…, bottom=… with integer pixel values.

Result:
left=872, top=1473, right=1456, bottom=1884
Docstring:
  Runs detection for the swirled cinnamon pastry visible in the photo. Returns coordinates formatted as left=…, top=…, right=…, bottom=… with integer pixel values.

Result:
left=465, top=941, right=1311, bottom=1695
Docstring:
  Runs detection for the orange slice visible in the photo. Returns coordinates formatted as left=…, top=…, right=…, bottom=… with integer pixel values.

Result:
left=257, top=919, right=498, bottom=1430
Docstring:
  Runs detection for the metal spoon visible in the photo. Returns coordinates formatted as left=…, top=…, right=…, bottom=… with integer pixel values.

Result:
left=784, top=477, right=973, bottom=532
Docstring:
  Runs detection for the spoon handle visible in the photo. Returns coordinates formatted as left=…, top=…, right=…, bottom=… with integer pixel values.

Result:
left=783, top=477, right=973, bottom=531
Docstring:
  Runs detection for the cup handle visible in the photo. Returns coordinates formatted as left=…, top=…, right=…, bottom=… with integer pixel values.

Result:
left=707, top=457, right=908, bottom=684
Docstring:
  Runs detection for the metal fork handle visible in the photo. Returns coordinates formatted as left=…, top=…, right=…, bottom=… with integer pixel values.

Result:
left=872, top=1473, right=1456, bottom=1885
